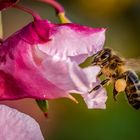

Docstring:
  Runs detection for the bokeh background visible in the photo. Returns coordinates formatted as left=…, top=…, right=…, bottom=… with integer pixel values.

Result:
left=1, top=0, right=140, bottom=140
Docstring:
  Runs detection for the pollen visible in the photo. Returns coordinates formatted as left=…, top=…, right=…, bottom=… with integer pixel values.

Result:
left=115, top=79, right=127, bottom=92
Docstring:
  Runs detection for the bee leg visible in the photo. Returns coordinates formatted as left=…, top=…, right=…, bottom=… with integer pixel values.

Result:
left=97, top=72, right=103, bottom=77
left=113, top=87, right=118, bottom=101
left=89, top=79, right=110, bottom=93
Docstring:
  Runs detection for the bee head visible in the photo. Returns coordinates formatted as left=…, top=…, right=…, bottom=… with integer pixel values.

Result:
left=92, top=48, right=111, bottom=66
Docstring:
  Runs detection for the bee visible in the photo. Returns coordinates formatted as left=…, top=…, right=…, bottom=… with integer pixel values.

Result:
left=90, top=48, right=140, bottom=109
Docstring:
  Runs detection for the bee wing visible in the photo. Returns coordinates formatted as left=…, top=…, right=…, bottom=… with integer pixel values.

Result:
left=126, top=58, right=140, bottom=73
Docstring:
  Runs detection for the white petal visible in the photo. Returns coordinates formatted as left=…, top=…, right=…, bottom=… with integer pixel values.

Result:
left=82, top=87, right=107, bottom=109
left=82, top=66, right=101, bottom=88
left=0, top=105, right=44, bottom=140
left=40, top=56, right=90, bottom=93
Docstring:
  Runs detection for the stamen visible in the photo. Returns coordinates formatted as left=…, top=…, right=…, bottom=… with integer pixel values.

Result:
left=68, top=95, right=79, bottom=104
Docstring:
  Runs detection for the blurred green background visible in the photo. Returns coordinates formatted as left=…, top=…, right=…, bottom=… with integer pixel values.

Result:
left=1, top=0, right=140, bottom=140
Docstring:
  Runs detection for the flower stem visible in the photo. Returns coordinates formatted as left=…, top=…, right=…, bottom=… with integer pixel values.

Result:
left=36, top=0, right=64, bottom=13
left=35, top=0, right=71, bottom=23
left=13, top=5, right=41, bottom=21
left=0, top=12, right=3, bottom=41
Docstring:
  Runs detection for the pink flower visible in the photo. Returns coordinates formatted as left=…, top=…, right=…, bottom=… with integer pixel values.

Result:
left=0, top=0, right=19, bottom=11
left=0, top=105, right=44, bottom=140
left=0, top=19, right=107, bottom=109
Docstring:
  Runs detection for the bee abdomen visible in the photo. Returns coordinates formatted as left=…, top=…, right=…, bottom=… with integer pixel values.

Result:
left=126, top=71, right=139, bottom=84
left=127, top=92, right=140, bottom=109
left=125, top=71, right=140, bottom=109
left=126, top=85, right=140, bottom=109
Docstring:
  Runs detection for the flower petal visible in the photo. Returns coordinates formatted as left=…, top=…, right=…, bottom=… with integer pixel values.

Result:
left=38, top=23, right=106, bottom=64
left=0, top=19, right=106, bottom=107
left=40, top=55, right=92, bottom=93
left=0, top=105, right=44, bottom=140
left=82, top=87, right=107, bottom=109
left=73, top=66, right=107, bottom=109
left=82, top=66, right=101, bottom=88
left=19, top=20, right=106, bottom=63
left=0, top=37, right=70, bottom=100
left=40, top=55, right=107, bottom=109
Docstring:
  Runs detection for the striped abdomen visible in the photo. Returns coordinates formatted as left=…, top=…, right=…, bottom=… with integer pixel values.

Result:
left=125, top=71, right=140, bottom=109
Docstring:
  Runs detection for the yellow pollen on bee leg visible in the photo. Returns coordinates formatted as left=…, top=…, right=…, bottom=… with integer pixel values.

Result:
left=115, top=79, right=127, bottom=92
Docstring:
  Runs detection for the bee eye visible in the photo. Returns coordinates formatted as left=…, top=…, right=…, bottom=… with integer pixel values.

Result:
left=101, top=52, right=110, bottom=60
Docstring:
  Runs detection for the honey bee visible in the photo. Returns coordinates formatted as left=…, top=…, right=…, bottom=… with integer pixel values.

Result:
left=90, top=48, right=140, bottom=109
